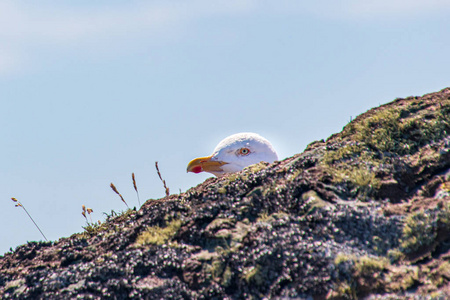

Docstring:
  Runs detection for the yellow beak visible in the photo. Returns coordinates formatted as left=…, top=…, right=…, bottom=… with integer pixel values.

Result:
left=186, top=155, right=228, bottom=174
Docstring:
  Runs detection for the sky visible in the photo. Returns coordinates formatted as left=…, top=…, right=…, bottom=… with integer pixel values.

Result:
left=1, top=0, right=450, bottom=255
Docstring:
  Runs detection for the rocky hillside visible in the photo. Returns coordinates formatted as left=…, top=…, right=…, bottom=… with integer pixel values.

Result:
left=1, top=88, right=450, bottom=299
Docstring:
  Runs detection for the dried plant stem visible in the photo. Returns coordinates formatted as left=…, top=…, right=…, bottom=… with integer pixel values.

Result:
left=87, top=208, right=94, bottom=224
left=22, top=206, right=48, bottom=241
left=155, top=161, right=170, bottom=197
left=110, top=183, right=129, bottom=209
left=132, top=172, right=141, bottom=206
left=11, top=198, right=48, bottom=242
left=82, top=205, right=88, bottom=224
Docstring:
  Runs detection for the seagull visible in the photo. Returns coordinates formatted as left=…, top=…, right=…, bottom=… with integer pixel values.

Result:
left=187, top=132, right=278, bottom=177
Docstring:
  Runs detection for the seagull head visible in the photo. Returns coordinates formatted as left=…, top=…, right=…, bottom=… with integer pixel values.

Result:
left=187, top=132, right=278, bottom=177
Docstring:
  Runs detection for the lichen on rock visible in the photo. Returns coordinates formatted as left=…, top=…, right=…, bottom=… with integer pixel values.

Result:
left=1, top=88, right=450, bottom=299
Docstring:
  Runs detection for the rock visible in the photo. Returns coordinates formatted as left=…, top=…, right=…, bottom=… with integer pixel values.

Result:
left=1, top=87, right=450, bottom=299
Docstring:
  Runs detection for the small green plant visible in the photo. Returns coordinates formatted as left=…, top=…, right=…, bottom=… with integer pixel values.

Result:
left=135, top=219, right=182, bottom=246
left=81, top=221, right=108, bottom=237
left=11, top=197, right=48, bottom=242
left=81, top=205, right=94, bottom=225
left=80, top=205, right=107, bottom=237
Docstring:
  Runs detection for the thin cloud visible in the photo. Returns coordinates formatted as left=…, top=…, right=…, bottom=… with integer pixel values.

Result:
left=0, top=1, right=256, bottom=75
left=251, top=1, right=450, bottom=20
left=1, top=0, right=449, bottom=76
left=1, top=0, right=449, bottom=43
left=298, top=0, right=450, bottom=20
left=345, top=0, right=450, bottom=19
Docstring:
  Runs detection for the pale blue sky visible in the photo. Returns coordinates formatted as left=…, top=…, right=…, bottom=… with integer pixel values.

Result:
left=1, top=1, right=450, bottom=254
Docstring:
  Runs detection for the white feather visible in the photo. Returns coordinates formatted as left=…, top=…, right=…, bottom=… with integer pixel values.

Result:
left=210, top=132, right=278, bottom=176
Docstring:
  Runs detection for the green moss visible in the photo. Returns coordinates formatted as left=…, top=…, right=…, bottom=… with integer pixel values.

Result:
left=320, top=142, right=381, bottom=200
left=398, top=269, right=417, bottom=291
left=400, top=210, right=437, bottom=253
left=325, top=162, right=380, bottom=200
left=218, top=187, right=227, bottom=194
left=209, top=258, right=225, bottom=280
left=206, top=218, right=236, bottom=239
left=4, top=279, right=26, bottom=294
left=334, top=253, right=353, bottom=265
left=226, top=173, right=239, bottom=183
left=322, top=143, right=364, bottom=165
left=437, top=202, right=450, bottom=229
left=260, top=184, right=286, bottom=199
left=205, top=256, right=233, bottom=287
left=387, top=249, right=404, bottom=263
left=217, top=173, right=240, bottom=193
left=256, top=211, right=290, bottom=224
left=209, top=217, right=235, bottom=229
left=334, top=253, right=388, bottom=275
left=256, top=211, right=271, bottom=223
left=338, top=166, right=379, bottom=191
left=343, top=101, right=450, bottom=155
left=440, top=181, right=450, bottom=192
left=349, top=167, right=379, bottom=188
left=79, top=220, right=110, bottom=238
left=241, top=162, right=268, bottom=180
left=385, top=266, right=418, bottom=292
left=78, top=209, right=137, bottom=238
left=429, top=291, right=447, bottom=299
left=353, top=108, right=403, bottom=153
left=354, top=256, right=388, bottom=276
left=105, top=208, right=135, bottom=221
left=323, top=100, right=450, bottom=201
left=135, top=219, right=182, bottom=246
left=242, top=264, right=264, bottom=286
left=287, top=169, right=303, bottom=181
left=332, top=281, right=357, bottom=300
left=221, top=266, right=233, bottom=287
left=437, top=261, right=450, bottom=278
left=301, top=190, right=330, bottom=214
left=334, top=254, right=389, bottom=298
left=399, top=203, right=450, bottom=255
left=246, top=186, right=263, bottom=198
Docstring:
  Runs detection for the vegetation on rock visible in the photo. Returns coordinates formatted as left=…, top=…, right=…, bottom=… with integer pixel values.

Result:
left=1, top=88, right=450, bottom=299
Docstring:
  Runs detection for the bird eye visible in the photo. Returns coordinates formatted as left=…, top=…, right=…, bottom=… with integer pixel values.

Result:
left=238, top=148, right=250, bottom=156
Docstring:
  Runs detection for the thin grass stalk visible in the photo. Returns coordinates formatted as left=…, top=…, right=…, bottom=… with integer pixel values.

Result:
left=87, top=208, right=94, bottom=224
left=155, top=162, right=170, bottom=197
left=132, top=173, right=141, bottom=206
left=110, top=183, right=129, bottom=209
left=11, top=198, right=48, bottom=242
